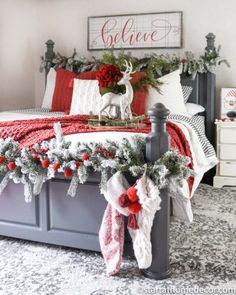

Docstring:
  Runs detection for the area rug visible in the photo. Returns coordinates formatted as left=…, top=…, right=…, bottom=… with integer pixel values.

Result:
left=0, top=184, right=235, bottom=295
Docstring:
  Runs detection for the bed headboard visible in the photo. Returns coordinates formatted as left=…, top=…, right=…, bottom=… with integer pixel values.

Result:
left=44, top=33, right=216, bottom=148
left=180, top=33, right=216, bottom=148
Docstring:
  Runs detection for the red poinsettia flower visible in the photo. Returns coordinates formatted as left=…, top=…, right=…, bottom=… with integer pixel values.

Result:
left=96, top=64, right=122, bottom=88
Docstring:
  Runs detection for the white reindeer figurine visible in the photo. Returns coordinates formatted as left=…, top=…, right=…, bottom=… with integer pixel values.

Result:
left=99, top=60, right=135, bottom=121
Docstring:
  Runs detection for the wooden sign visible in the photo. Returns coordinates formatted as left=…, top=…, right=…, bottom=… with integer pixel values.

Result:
left=88, top=12, right=182, bottom=50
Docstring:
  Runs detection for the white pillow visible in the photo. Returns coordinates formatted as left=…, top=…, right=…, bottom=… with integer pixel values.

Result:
left=185, top=103, right=205, bottom=116
left=42, top=68, right=56, bottom=109
left=70, top=79, right=102, bottom=115
left=147, top=70, right=188, bottom=115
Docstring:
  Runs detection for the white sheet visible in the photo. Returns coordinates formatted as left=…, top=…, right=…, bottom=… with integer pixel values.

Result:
left=0, top=109, right=63, bottom=121
left=0, top=110, right=218, bottom=204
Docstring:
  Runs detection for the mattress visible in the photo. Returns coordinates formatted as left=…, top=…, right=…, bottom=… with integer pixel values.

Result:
left=0, top=108, right=64, bottom=121
left=0, top=108, right=218, bottom=202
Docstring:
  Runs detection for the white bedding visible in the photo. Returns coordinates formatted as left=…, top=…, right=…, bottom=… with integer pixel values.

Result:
left=0, top=108, right=63, bottom=121
left=0, top=109, right=218, bottom=210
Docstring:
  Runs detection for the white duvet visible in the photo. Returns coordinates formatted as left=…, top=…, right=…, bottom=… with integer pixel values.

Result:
left=0, top=109, right=218, bottom=221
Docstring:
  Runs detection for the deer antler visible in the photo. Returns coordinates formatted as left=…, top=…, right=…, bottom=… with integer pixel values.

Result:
left=121, top=60, right=136, bottom=75
left=128, top=61, right=136, bottom=74
left=121, top=60, right=130, bottom=74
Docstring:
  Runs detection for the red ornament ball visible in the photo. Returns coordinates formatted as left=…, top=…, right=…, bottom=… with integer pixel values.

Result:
left=127, top=201, right=142, bottom=215
left=82, top=153, right=90, bottom=161
left=7, top=161, right=16, bottom=171
left=127, top=186, right=139, bottom=203
left=42, top=159, right=50, bottom=169
left=0, top=156, right=6, bottom=164
left=64, top=168, right=73, bottom=178
left=52, top=162, right=60, bottom=172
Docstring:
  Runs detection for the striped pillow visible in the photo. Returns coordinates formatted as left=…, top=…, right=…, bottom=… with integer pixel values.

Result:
left=182, top=85, right=193, bottom=103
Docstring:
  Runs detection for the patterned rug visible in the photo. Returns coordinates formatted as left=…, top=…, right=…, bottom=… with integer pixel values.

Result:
left=0, top=184, right=235, bottom=295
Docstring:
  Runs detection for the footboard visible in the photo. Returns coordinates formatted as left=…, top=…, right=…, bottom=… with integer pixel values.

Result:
left=0, top=103, right=170, bottom=280
left=0, top=173, right=107, bottom=251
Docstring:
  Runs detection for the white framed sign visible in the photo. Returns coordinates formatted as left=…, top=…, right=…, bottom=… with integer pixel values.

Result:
left=221, top=88, right=236, bottom=119
left=88, top=11, right=182, bottom=50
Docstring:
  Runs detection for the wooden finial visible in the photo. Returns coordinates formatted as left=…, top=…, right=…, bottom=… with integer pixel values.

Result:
left=146, top=103, right=170, bottom=163
left=205, top=32, right=216, bottom=52
left=148, top=103, right=170, bottom=123
left=45, top=39, right=55, bottom=62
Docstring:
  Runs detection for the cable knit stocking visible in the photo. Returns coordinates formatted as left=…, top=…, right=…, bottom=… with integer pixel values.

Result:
left=99, top=172, right=130, bottom=275
left=128, top=175, right=162, bottom=269
left=99, top=204, right=124, bottom=275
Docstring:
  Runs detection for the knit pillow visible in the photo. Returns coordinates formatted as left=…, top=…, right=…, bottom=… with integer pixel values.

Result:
left=78, top=71, right=99, bottom=80
left=51, top=68, right=78, bottom=112
left=130, top=72, right=147, bottom=116
left=70, top=79, right=102, bottom=115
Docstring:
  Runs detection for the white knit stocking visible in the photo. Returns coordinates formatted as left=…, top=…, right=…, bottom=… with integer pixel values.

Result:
left=128, top=175, right=161, bottom=269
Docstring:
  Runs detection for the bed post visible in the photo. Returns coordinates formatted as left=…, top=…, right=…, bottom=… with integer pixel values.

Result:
left=203, top=33, right=216, bottom=184
left=205, top=33, right=216, bottom=148
left=143, top=103, right=171, bottom=280
left=45, top=40, right=55, bottom=83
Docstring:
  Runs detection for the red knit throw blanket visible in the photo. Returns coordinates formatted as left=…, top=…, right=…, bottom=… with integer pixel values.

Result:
left=0, top=114, right=194, bottom=192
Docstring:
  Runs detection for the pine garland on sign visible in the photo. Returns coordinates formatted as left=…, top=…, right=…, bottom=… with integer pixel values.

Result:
left=40, top=46, right=229, bottom=92
left=0, top=124, right=193, bottom=201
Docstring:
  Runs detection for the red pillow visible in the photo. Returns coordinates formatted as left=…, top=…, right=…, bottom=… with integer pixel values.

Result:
left=78, top=71, right=99, bottom=80
left=51, top=68, right=78, bottom=112
left=131, top=91, right=147, bottom=115
left=130, top=72, right=147, bottom=115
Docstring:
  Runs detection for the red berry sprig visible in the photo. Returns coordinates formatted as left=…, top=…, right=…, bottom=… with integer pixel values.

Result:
left=42, top=159, right=50, bottom=169
left=0, top=156, right=6, bottom=164
left=52, top=162, right=60, bottom=172
left=82, top=153, right=90, bottom=161
left=7, top=162, right=16, bottom=171
left=75, top=161, right=81, bottom=169
left=64, top=168, right=73, bottom=178
left=95, top=147, right=114, bottom=158
left=32, top=154, right=39, bottom=161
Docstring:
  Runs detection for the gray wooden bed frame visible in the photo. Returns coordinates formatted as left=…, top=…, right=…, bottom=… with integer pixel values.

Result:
left=0, top=33, right=216, bottom=280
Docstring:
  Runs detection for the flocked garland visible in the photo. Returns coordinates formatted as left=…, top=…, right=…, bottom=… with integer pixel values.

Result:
left=0, top=123, right=193, bottom=202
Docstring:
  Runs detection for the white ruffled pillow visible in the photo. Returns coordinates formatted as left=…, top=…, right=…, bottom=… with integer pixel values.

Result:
left=42, top=68, right=56, bottom=109
left=185, top=103, right=205, bottom=116
left=147, top=70, right=188, bottom=115
left=70, top=79, right=102, bottom=115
